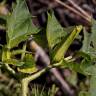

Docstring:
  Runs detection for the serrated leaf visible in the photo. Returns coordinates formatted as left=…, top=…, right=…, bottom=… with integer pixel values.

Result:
left=6, top=0, right=39, bottom=49
left=46, top=13, right=68, bottom=49
left=18, top=54, right=37, bottom=73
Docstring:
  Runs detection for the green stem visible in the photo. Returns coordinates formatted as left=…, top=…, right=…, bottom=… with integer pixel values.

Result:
left=21, top=79, right=28, bottom=96
left=5, top=64, right=15, bottom=74
left=21, top=62, right=62, bottom=96
left=21, top=59, right=73, bottom=96
left=21, top=68, right=46, bottom=96
left=5, top=48, right=15, bottom=74
left=12, top=50, right=33, bottom=56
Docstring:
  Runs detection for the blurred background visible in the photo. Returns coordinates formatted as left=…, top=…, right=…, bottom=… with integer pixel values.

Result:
left=0, top=0, right=96, bottom=96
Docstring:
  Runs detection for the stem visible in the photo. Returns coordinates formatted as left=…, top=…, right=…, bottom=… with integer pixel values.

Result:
left=28, top=39, right=75, bottom=95
left=21, top=62, right=61, bottom=96
left=5, top=48, right=15, bottom=74
left=21, top=79, right=28, bottom=96
left=21, top=59, right=74, bottom=96
left=12, top=50, right=33, bottom=56
left=21, top=68, right=46, bottom=96
left=5, top=64, right=15, bottom=74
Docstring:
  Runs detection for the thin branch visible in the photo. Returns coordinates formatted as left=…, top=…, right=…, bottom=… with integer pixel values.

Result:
left=5, top=64, right=15, bottom=74
left=21, top=53, right=76, bottom=96
left=21, top=68, right=46, bottom=96
left=67, top=0, right=91, bottom=20
left=28, top=38, right=75, bottom=96
left=54, top=0, right=91, bottom=22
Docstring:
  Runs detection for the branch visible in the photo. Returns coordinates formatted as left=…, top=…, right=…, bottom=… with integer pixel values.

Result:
left=55, top=0, right=91, bottom=22
left=27, top=37, right=75, bottom=96
left=67, top=0, right=91, bottom=19
left=21, top=68, right=46, bottom=96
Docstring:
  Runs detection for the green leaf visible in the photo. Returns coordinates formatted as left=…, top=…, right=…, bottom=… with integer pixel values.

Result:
left=58, top=57, right=95, bottom=76
left=79, top=91, right=89, bottom=96
left=53, top=25, right=82, bottom=62
left=76, top=51, right=91, bottom=61
left=6, top=0, right=39, bottom=49
left=18, top=54, right=37, bottom=74
left=80, top=59, right=94, bottom=76
left=89, top=76, right=96, bottom=96
left=81, top=28, right=91, bottom=53
left=57, top=59, right=81, bottom=74
left=65, top=71, right=77, bottom=86
left=46, top=13, right=68, bottom=49
left=2, top=46, right=11, bottom=62
left=18, top=67, right=37, bottom=74
left=91, top=20, right=96, bottom=48
left=81, top=20, right=96, bottom=57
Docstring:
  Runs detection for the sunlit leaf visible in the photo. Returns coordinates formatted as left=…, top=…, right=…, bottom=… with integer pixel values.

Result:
left=18, top=54, right=37, bottom=73
left=18, top=67, right=37, bottom=74
left=2, top=46, right=10, bottom=62
left=53, top=25, right=82, bottom=62
left=47, top=13, right=68, bottom=49
left=6, top=0, right=39, bottom=49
